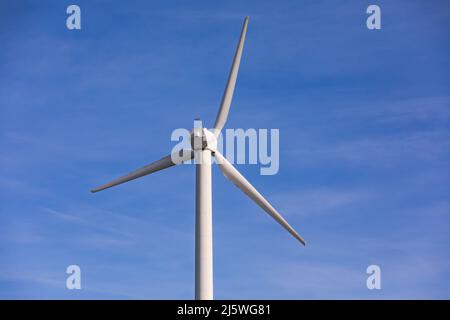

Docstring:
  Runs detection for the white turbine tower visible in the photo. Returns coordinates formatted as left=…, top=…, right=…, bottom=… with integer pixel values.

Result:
left=91, top=16, right=306, bottom=300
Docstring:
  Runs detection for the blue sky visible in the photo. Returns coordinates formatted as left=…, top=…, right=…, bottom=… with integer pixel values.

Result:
left=1, top=0, right=449, bottom=299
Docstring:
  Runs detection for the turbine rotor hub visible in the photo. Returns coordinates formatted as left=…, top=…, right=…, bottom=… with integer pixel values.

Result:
left=190, top=128, right=217, bottom=152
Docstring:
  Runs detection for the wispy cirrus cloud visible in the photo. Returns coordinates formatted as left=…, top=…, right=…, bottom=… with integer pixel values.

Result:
left=289, top=130, right=450, bottom=168
left=337, top=96, right=450, bottom=124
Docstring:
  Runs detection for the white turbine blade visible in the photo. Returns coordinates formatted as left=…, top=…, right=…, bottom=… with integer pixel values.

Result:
left=91, top=149, right=193, bottom=193
left=213, top=16, right=249, bottom=135
left=214, top=151, right=306, bottom=245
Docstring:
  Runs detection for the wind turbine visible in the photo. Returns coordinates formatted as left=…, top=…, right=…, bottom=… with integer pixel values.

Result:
left=91, top=16, right=306, bottom=300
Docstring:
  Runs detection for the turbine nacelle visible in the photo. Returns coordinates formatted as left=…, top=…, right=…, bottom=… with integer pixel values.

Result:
left=190, top=126, right=218, bottom=152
